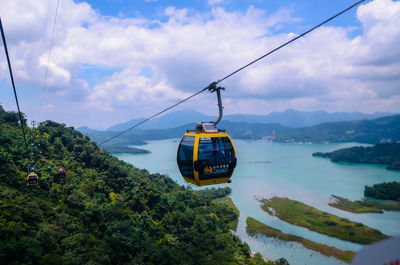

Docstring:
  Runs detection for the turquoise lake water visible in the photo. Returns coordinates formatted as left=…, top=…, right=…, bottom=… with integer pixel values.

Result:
left=114, top=139, right=400, bottom=265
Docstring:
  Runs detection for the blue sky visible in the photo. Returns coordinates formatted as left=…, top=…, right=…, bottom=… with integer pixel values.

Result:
left=75, top=0, right=365, bottom=38
left=1, top=0, right=399, bottom=128
left=75, top=0, right=364, bottom=32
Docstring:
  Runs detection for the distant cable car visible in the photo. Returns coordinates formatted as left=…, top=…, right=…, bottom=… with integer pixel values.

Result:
left=27, top=172, right=39, bottom=186
left=177, top=84, right=237, bottom=186
left=46, top=166, right=52, bottom=172
left=57, top=168, right=66, bottom=179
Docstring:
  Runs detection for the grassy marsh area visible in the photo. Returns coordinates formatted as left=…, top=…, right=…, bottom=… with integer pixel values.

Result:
left=260, top=197, right=389, bottom=244
left=212, top=197, right=240, bottom=231
left=246, top=217, right=355, bottom=263
left=329, top=195, right=400, bottom=213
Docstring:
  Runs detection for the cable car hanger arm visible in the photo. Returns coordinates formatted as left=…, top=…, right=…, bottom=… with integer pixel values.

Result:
left=207, top=82, right=225, bottom=125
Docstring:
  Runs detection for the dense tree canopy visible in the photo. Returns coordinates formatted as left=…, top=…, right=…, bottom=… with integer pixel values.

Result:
left=0, top=106, right=279, bottom=265
left=364, top=182, right=400, bottom=201
left=313, top=143, right=400, bottom=170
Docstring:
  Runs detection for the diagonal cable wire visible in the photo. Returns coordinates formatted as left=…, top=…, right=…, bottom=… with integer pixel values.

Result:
left=100, top=87, right=209, bottom=145
left=99, top=0, right=367, bottom=146
left=38, top=0, right=61, bottom=122
left=0, top=17, right=28, bottom=150
left=216, top=0, right=367, bottom=84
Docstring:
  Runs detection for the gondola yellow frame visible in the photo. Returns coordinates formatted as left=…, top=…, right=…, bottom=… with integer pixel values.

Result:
left=181, top=131, right=236, bottom=186
left=27, top=173, right=39, bottom=186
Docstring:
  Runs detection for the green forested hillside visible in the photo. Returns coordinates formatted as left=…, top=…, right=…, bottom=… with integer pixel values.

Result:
left=275, top=115, right=400, bottom=144
left=364, top=182, right=400, bottom=201
left=0, top=106, right=277, bottom=265
left=313, top=143, right=400, bottom=170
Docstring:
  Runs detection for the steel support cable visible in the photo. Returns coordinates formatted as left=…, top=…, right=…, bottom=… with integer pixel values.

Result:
left=100, top=0, right=366, bottom=146
left=0, top=17, right=28, bottom=150
left=100, top=87, right=209, bottom=145
left=38, top=0, right=61, bottom=122
left=217, top=0, right=367, bottom=84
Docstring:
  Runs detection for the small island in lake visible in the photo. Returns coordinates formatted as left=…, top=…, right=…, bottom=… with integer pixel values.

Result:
left=364, top=181, right=400, bottom=201
left=246, top=217, right=355, bottom=263
left=312, top=143, right=400, bottom=170
left=329, top=195, right=400, bottom=213
left=259, top=197, right=389, bottom=244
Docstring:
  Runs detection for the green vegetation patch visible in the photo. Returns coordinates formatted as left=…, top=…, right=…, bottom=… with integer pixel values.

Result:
left=329, top=195, right=400, bottom=213
left=275, top=115, right=400, bottom=144
left=246, top=217, right=355, bottom=263
left=313, top=143, right=400, bottom=170
left=364, top=182, right=400, bottom=201
left=259, top=197, right=389, bottom=244
left=0, top=105, right=279, bottom=265
left=212, top=197, right=240, bottom=231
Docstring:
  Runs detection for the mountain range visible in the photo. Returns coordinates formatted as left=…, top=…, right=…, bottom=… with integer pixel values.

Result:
left=101, top=109, right=394, bottom=131
left=79, top=113, right=400, bottom=145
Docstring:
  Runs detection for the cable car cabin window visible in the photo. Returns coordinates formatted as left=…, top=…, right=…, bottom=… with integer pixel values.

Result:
left=177, top=136, right=195, bottom=180
left=57, top=171, right=66, bottom=179
left=27, top=174, right=38, bottom=185
left=29, top=176, right=37, bottom=183
left=197, top=137, right=235, bottom=180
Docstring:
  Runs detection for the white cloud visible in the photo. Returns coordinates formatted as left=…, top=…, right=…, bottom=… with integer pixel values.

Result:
left=88, top=69, right=190, bottom=112
left=224, top=0, right=400, bottom=110
left=354, top=0, right=400, bottom=66
left=44, top=104, right=54, bottom=110
left=208, top=0, right=227, bottom=6
left=0, top=0, right=399, bottom=127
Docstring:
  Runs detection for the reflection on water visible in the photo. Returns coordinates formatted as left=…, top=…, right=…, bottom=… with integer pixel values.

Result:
left=115, top=139, right=400, bottom=265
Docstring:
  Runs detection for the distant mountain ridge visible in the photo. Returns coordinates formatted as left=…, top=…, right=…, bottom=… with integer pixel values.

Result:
left=106, top=109, right=212, bottom=131
left=274, top=114, right=400, bottom=144
left=255, top=109, right=393, bottom=128
left=99, top=109, right=394, bottom=131
left=79, top=114, right=400, bottom=145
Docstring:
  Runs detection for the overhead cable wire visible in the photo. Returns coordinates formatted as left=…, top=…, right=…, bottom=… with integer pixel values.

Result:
left=0, top=17, right=28, bottom=150
left=100, top=87, right=209, bottom=145
left=217, top=0, right=367, bottom=84
left=38, top=0, right=61, bottom=122
left=100, top=0, right=366, bottom=146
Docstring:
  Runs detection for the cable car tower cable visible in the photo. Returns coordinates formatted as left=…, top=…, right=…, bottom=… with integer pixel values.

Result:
left=99, top=0, right=366, bottom=145
left=100, top=87, right=209, bottom=145
left=0, top=17, right=28, bottom=150
left=217, top=0, right=367, bottom=84
left=38, top=0, right=61, bottom=123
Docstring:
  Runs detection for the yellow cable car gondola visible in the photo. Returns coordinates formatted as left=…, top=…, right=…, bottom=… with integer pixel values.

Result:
left=27, top=170, right=39, bottom=186
left=177, top=84, right=237, bottom=186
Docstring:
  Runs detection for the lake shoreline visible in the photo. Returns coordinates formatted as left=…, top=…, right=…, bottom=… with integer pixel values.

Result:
left=259, top=197, right=389, bottom=244
left=329, top=195, right=400, bottom=214
left=246, top=217, right=355, bottom=263
left=115, top=139, right=400, bottom=265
